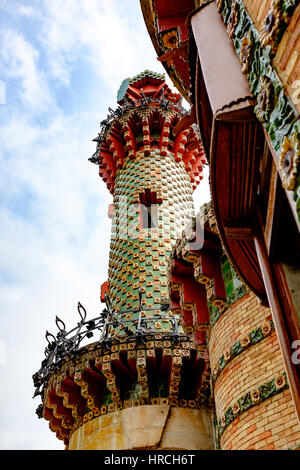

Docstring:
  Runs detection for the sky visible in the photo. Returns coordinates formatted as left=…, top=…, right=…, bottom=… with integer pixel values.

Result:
left=0, top=0, right=210, bottom=449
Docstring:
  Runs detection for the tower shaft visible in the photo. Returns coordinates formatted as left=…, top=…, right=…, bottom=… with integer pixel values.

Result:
left=108, top=149, right=194, bottom=336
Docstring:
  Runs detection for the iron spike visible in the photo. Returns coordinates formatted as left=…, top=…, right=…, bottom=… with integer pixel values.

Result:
left=77, top=302, right=87, bottom=322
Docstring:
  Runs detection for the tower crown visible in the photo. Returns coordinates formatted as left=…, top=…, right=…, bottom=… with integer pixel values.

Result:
left=117, top=69, right=181, bottom=106
left=91, top=70, right=206, bottom=193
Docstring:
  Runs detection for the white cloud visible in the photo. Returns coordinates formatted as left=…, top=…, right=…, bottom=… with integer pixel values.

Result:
left=0, top=28, right=55, bottom=112
left=35, top=0, right=164, bottom=91
left=0, top=1, right=41, bottom=18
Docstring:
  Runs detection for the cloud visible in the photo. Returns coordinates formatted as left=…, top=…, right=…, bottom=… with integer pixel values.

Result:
left=0, top=1, right=41, bottom=19
left=34, top=0, right=164, bottom=91
left=0, top=28, right=55, bottom=112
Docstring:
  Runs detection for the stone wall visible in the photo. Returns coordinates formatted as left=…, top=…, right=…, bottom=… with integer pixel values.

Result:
left=69, top=405, right=214, bottom=450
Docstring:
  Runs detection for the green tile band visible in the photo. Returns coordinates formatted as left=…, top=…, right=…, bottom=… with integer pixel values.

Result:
left=216, top=372, right=289, bottom=442
left=212, top=319, right=275, bottom=382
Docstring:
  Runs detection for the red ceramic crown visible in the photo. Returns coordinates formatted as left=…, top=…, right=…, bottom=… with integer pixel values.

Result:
left=93, top=70, right=206, bottom=193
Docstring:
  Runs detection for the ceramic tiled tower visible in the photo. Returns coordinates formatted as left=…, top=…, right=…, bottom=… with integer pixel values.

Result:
left=102, top=72, right=202, bottom=339
left=33, top=71, right=216, bottom=450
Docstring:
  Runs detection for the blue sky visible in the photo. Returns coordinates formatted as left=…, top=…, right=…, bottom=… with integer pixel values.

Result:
left=0, top=0, right=210, bottom=449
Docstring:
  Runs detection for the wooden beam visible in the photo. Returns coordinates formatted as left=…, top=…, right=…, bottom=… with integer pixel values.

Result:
left=263, top=161, right=278, bottom=256
left=157, top=42, right=189, bottom=64
left=263, top=130, right=300, bottom=233
left=254, top=229, right=300, bottom=426
left=224, top=224, right=254, bottom=240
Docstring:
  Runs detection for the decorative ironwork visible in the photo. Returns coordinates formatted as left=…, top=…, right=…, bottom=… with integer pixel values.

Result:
left=32, top=288, right=185, bottom=407
left=89, top=94, right=186, bottom=164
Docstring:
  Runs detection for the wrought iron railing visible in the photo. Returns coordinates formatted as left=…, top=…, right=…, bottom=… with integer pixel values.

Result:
left=89, top=91, right=186, bottom=164
left=32, top=289, right=186, bottom=401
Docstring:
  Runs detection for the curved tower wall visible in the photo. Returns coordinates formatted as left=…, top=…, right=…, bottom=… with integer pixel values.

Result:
left=210, top=290, right=300, bottom=450
left=108, top=149, right=194, bottom=335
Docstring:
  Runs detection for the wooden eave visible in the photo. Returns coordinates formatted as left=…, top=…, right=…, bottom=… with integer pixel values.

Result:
left=140, top=0, right=193, bottom=103
left=209, top=116, right=267, bottom=301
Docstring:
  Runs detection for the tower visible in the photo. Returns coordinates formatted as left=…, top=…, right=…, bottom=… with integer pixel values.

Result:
left=100, top=71, right=201, bottom=336
left=33, top=71, right=214, bottom=450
